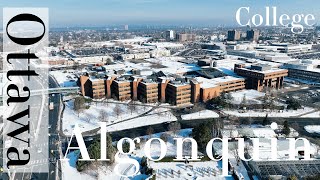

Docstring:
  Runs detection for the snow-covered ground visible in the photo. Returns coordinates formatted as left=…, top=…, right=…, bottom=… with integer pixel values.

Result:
left=106, top=107, right=177, bottom=132
left=305, top=125, right=320, bottom=134
left=62, top=150, right=148, bottom=180
left=62, top=100, right=177, bottom=135
left=301, top=111, right=320, bottom=118
left=181, top=110, right=219, bottom=120
left=62, top=100, right=153, bottom=135
left=50, top=70, right=78, bottom=87
left=223, top=107, right=315, bottom=117
left=228, top=89, right=265, bottom=104
left=61, top=151, right=95, bottom=180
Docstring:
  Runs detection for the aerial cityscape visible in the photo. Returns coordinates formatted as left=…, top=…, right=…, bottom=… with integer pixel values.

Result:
left=2, top=1, right=320, bottom=180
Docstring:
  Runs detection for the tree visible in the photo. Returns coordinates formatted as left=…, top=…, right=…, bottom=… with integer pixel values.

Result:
left=146, top=126, right=154, bottom=139
left=286, top=98, right=301, bottom=110
left=283, top=120, right=291, bottom=136
left=128, top=101, right=137, bottom=115
left=84, top=113, right=94, bottom=123
left=106, top=58, right=113, bottom=65
left=122, top=141, right=131, bottom=153
left=225, top=93, right=233, bottom=101
left=160, top=133, right=170, bottom=142
left=74, top=97, right=86, bottom=116
left=192, top=122, right=213, bottom=152
left=240, top=94, right=247, bottom=110
left=168, top=122, right=181, bottom=136
left=241, top=117, right=252, bottom=125
left=114, top=104, right=123, bottom=119
left=76, top=133, right=116, bottom=172
left=262, top=94, right=270, bottom=109
left=98, top=109, right=109, bottom=123
left=262, top=114, right=270, bottom=126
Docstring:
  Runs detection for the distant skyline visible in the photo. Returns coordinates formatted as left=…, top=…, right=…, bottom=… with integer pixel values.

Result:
left=1, top=0, right=320, bottom=28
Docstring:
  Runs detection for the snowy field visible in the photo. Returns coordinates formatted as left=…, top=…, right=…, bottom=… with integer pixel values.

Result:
left=181, top=110, right=219, bottom=120
left=62, top=150, right=149, bottom=180
left=62, top=100, right=177, bottom=135
left=305, top=125, right=320, bottom=134
left=106, top=107, right=177, bottom=132
left=301, top=111, right=320, bottom=118
left=50, top=70, right=78, bottom=87
left=63, top=100, right=152, bottom=135
left=223, top=107, right=315, bottom=117
left=228, top=89, right=265, bottom=104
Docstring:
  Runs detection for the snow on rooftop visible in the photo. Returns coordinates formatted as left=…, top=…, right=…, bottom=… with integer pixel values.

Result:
left=112, top=37, right=152, bottom=43
left=144, top=42, right=184, bottom=48
left=194, top=76, right=244, bottom=89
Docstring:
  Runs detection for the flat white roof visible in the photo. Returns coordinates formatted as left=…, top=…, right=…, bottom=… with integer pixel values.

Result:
left=195, top=76, right=244, bottom=89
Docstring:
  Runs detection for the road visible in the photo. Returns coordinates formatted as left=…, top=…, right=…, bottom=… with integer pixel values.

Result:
left=1, top=67, right=62, bottom=180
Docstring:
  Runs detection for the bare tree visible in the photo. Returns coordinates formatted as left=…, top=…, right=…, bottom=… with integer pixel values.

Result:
left=168, top=122, right=181, bottom=136
left=192, top=104, right=202, bottom=116
left=98, top=109, right=109, bottom=123
left=84, top=113, right=94, bottom=123
left=240, top=94, right=247, bottom=110
left=128, top=101, right=137, bottom=115
left=114, top=104, right=123, bottom=119
left=146, top=126, right=154, bottom=139
left=74, top=97, right=85, bottom=117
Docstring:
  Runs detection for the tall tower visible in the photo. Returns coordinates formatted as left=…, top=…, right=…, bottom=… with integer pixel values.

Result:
left=246, top=29, right=260, bottom=42
left=165, top=30, right=175, bottom=41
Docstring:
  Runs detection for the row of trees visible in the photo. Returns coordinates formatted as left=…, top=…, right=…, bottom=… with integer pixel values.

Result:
left=76, top=134, right=116, bottom=172
left=191, top=120, right=222, bottom=152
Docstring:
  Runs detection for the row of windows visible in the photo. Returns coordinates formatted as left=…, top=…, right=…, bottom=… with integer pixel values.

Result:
left=93, top=82, right=105, bottom=86
left=176, top=99, right=191, bottom=105
left=115, top=84, right=131, bottom=88
left=177, top=87, right=191, bottom=92
left=176, top=95, right=191, bottom=100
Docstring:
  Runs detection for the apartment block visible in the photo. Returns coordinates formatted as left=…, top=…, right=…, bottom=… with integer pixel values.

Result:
left=176, top=33, right=196, bottom=42
left=111, top=78, right=132, bottom=101
left=227, top=30, right=241, bottom=41
left=80, top=75, right=106, bottom=99
left=137, top=80, right=159, bottom=103
left=166, top=81, right=192, bottom=106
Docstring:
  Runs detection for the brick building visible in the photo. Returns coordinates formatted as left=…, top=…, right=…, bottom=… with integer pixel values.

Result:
left=234, top=64, right=288, bottom=91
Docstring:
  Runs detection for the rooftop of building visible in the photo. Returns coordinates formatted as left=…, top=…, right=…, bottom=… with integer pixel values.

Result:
left=194, top=76, right=245, bottom=89
left=143, top=42, right=184, bottom=48
left=237, top=64, right=288, bottom=74
left=140, top=79, right=158, bottom=85
left=113, top=77, right=132, bottom=83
